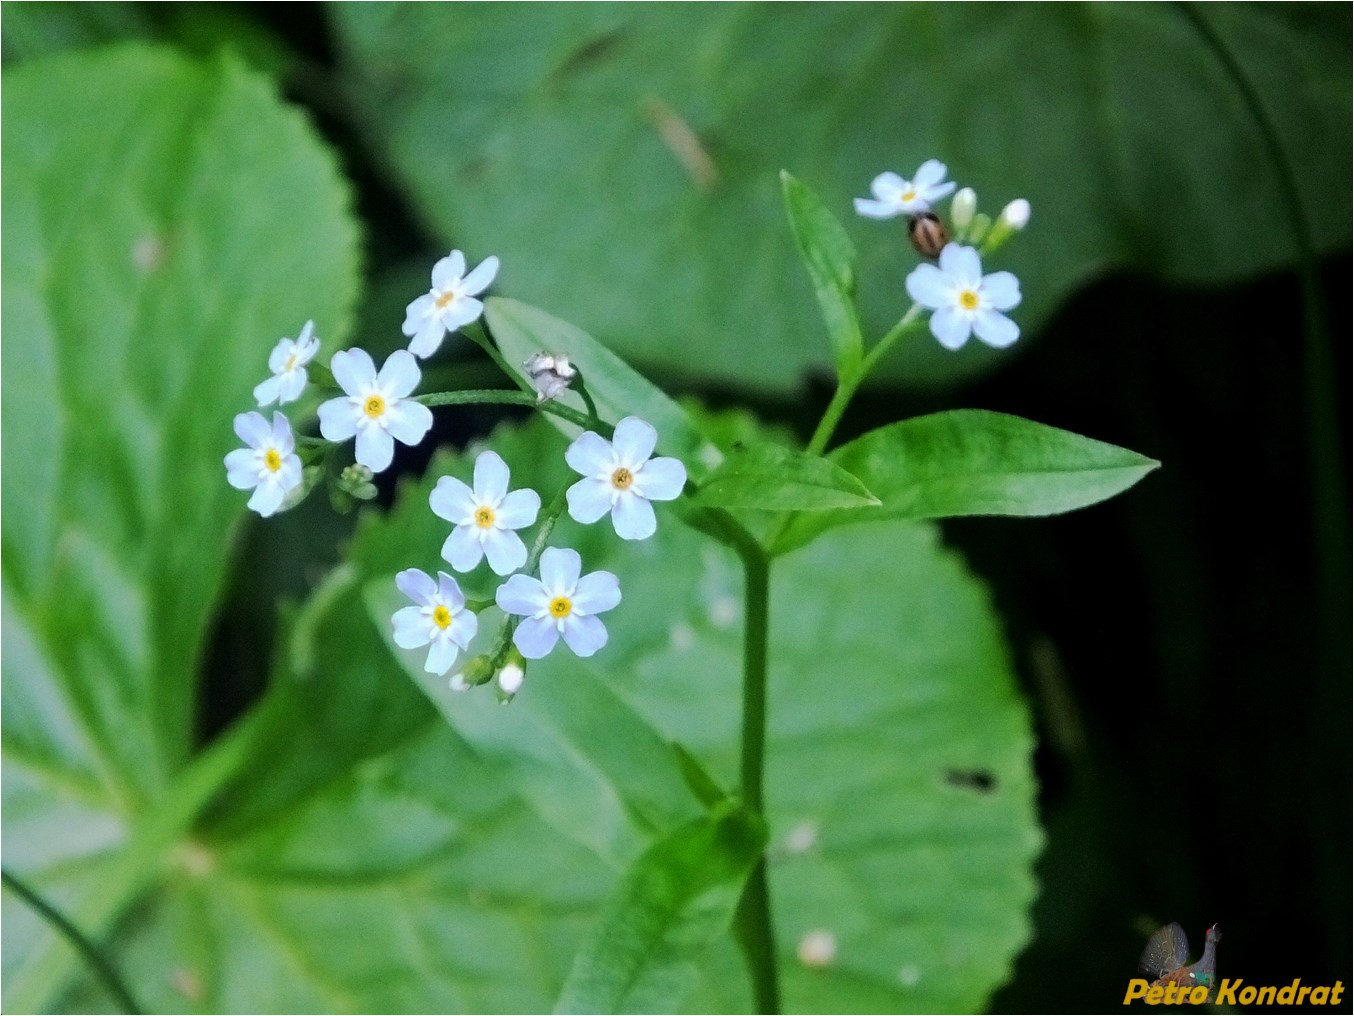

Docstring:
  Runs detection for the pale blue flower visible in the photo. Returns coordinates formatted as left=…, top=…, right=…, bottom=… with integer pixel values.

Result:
left=224, top=411, right=302, bottom=517
left=906, top=243, right=1021, bottom=350
left=565, top=417, right=687, bottom=541
left=392, top=569, right=478, bottom=676
left=495, top=548, right=621, bottom=659
left=854, top=160, right=957, bottom=218
left=254, top=320, right=320, bottom=406
left=403, top=250, right=500, bottom=359
left=318, top=348, right=433, bottom=472
left=430, top=450, right=541, bottom=576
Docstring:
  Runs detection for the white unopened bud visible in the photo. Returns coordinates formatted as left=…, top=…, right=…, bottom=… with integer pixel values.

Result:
left=950, top=187, right=977, bottom=232
left=497, top=663, right=525, bottom=695
left=999, top=198, right=1030, bottom=231
left=523, top=352, right=578, bottom=404
left=449, top=672, right=470, bottom=692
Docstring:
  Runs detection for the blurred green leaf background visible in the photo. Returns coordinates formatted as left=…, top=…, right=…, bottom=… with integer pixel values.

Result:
left=2, top=3, right=1349, bottom=1013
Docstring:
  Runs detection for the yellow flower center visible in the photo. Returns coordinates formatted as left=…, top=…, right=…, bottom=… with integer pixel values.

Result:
left=264, top=449, right=282, bottom=472
left=432, top=605, right=453, bottom=630
left=959, top=289, right=979, bottom=311
left=363, top=395, right=386, bottom=418
left=435, top=289, right=458, bottom=310
left=611, top=467, right=634, bottom=490
left=284, top=354, right=298, bottom=371
left=474, top=505, right=495, bottom=529
left=549, top=596, right=573, bottom=619
left=901, top=189, right=917, bottom=203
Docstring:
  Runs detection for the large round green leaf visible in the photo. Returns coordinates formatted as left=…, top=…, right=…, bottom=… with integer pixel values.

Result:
left=330, top=4, right=1350, bottom=390
left=1, top=44, right=360, bottom=1010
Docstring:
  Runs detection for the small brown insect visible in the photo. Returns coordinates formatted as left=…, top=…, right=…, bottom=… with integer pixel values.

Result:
left=907, top=211, right=949, bottom=259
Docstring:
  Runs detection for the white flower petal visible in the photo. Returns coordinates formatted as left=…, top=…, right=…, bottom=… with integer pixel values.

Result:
left=234, top=411, right=271, bottom=448
left=431, top=250, right=466, bottom=289
left=854, top=198, right=903, bottom=220
left=403, top=294, right=435, bottom=338
left=870, top=171, right=906, bottom=198
left=267, top=338, right=292, bottom=374
left=981, top=271, right=1022, bottom=312
left=496, top=573, right=549, bottom=616
left=225, top=449, right=258, bottom=489
left=439, top=296, right=483, bottom=332
left=495, top=488, right=541, bottom=529
left=483, top=529, right=528, bottom=577
left=572, top=570, right=621, bottom=615
left=972, top=308, right=1020, bottom=348
left=938, top=244, right=982, bottom=286
left=460, top=255, right=499, bottom=296
left=318, top=397, right=358, bottom=441
left=270, top=413, right=294, bottom=453
left=253, top=374, right=282, bottom=407
left=278, top=370, right=307, bottom=405
left=920, top=180, right=957, bottom=203
left=356, top=426, right=395, bottom=472
left=906, top=262, right=951, bottom=309
left=296, top=321, right=318, bottom=355
left=396, top=568, right=438, bottom=605
left=442, top=525, right=485, bottom=572
left=929, top=306, right=972, bottom=350
left=408, top=318, right=446, bottom=358
left=450, top=608, right=478, bottom=650
left=539, top=546, right=582, bottom=597
left=566, top=431, right=615, bottom=476
left=278, top=456, right=303, bottom=492
left=633, top=457, right=686, bottom=501
left=430, top=475, right=477, bottom=523
left=513, top=616, right=560, bottom=659
left=424, top=636, right=459, bottom=676
left=331, top=348, right=376, bottom=395
left=383, top=400, right=433, bottom=447
left=567, top=477, right=613, bottom=524
left=392, top=605, right=431, bottom=649
left=436, top=572, right=466, bottom=610
left=377, top=349, right=422, bottom=399
left=612, top=492, right=657, bottom=541
left=612, top=416, right=658, bottom=467
left=248, top=480, right=284, bottom=517
left=473, top=450, right=510, bottom=503
left=561, top=614, right=608, bottom=657
left=912, top=159, right=947, bottom=188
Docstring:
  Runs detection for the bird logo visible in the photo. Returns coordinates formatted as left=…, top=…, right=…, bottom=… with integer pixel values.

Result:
left=1139, top=923, right=1222, bottom=998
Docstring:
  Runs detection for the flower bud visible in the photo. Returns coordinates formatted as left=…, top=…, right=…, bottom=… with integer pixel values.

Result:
left=950, top=187, right=977, bottom=232
left=523, top=352, right=578, bottom=404
left=967, top=212, right=992, bottom=245
left=338, top=463, right=378, bottom=501
left=980, top=199, right=1030, bottom=257
left=451, top=654, right=495, bottom=689
left=999, top=198, right=1031, bottom=230
left=497, top=662, right=525, bottom=695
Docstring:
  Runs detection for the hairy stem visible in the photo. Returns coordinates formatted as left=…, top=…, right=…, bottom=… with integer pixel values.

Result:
left=414, top=389, right=596, bottom=431
left=2, top=870, right=142, bottom=1014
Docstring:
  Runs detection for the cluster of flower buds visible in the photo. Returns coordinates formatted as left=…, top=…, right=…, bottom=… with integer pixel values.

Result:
left=855, top=160, right=1030, bottom=350
left=224, top=245, right=689, bottom=702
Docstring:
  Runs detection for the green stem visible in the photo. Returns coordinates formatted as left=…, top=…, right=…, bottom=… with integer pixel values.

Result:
left=731, top=546, right=780, bottom=1013
left=525, top=483, right=571, bottom=574
left=2, top=869, right=142, bottom=1014
left=463, top=322, right=529, bottom=393
left=805, top=303, right=924, bottom=457
left=414, top=388, right=597, bottom=431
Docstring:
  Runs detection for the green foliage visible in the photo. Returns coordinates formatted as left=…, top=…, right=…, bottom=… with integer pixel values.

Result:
left=781, top=170, right=864, bottom=379
left=0, top=44, right=360, bottom=1010
left=775, top=410, right=1160, bottom=554
left=556, top=804, right=767, bottom=1014
left=353, top=418, right=1041, bottom=1013
left=330, top=4, right=1351, bottom=389
left=695, top=442, right=879, bottom=511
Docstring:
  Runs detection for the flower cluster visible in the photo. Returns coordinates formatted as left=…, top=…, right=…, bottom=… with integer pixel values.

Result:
left=224, top=251, right=499, bottom=519
left=854, top=160, right=1030, bottom=351
left=394, top=414, right=687, bottom=690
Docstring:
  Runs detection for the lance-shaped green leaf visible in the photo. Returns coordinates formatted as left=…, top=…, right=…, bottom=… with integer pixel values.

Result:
left=781, top=170, right=864, bottom=379
left=695, top=441, right=879, bottom=511
left=555, top=802, right=767, bottom=1014
left=774, top=410, right=1159, bottom=553
left=484, top=297, right=718, bottom=477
